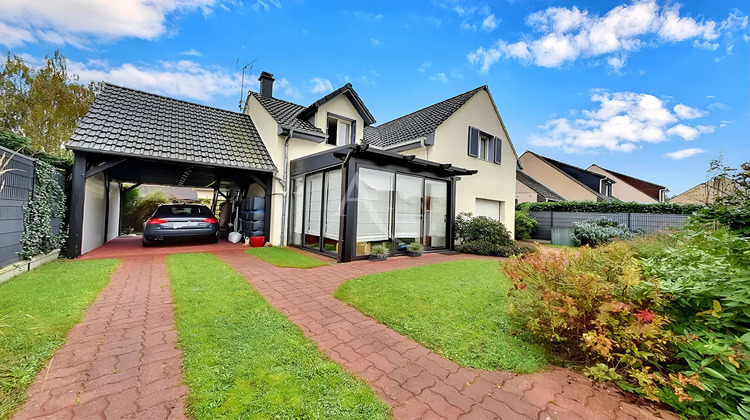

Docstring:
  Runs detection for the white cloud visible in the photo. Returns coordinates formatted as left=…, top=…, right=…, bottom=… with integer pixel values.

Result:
left=68, top=59, right=242, bottom=103
left=251, top=0, right=282, bottom=12
left=666, top=124, right=715, bottom=140
left=275, top=78, right=302, bottom=101
left=708, top=102, right=730, bottom=111
left=429, top=72, right=449, bottom=83
left=179, top=49, right=202, bottom=56
left=664, top=148, right=705, bottom=160
left=371, top=38, right=381, bottom=46
left=309, top=77, right=333, bottom=94
left=468, top=1, right=741, bottom=72
left=529, top=90, right=715, bottom=153
left=0, top=0, right=221, bottom=47
left=460, top=22, right=477, bottom=31
left=352, top=11, right=383, bottom=21
left=693, top=40, right=719, bottom=50
left=418, top=62, right=431, bottom=73
left=482, top=14, right=498, bottom=31
left=673, top=103, right=706, bottom=119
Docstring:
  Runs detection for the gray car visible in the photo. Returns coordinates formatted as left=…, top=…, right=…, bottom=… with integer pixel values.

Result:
left=142, top=204, right=219, bottom=246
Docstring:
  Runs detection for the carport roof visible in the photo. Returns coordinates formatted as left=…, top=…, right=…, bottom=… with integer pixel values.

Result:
left=68, top=83, right=276, bottom=172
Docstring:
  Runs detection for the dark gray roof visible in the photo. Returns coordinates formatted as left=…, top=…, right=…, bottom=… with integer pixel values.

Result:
left=248, top=91, right=323, bottom=135
left=68, top=84, right=276, bottom=172
left=528, top=152, right=615, bottom=201
left=298, top=83, right=376, bottom=125
left=364, top=86, right=485, bottom=147
left=516, top=170, right=565, bottom=202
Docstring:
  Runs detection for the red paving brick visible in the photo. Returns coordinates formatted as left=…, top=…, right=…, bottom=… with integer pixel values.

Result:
left=17, top=236, right=678, bottom=420
left=14, top=254, right=187, bottom=420
left=216, top=249, right=679, bottom=420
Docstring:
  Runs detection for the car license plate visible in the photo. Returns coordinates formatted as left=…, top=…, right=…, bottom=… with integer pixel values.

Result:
left=173, top=222, right=198, bottom=228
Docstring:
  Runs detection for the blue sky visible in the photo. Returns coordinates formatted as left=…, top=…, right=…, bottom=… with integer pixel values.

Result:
left=2, top=0, right=748, bottom=196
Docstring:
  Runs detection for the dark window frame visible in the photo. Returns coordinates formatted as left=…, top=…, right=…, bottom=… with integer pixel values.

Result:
left=468, top=126, right=502, bottom=164
left=326, top=112, right=356, bottom=146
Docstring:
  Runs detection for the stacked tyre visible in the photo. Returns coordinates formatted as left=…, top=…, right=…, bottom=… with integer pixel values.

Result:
left=239, top=197, right=265, bottom=241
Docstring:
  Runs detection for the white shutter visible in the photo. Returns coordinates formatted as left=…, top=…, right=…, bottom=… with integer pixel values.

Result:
left=356, top=168, right=393, bottom=241
left=323, top=170, right=341, bottom=240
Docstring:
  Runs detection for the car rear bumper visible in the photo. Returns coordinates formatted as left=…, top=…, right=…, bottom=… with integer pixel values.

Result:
left=143, top=226, right=218, bottom=241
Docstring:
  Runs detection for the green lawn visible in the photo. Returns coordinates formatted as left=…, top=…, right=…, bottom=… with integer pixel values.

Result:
left=245, top=247, right=329, bottom=268
left=335, top=260, right=546, bottom=373
left=166, top=253, right=390, bottom=420
left=0, top=259, right=120, bottom=419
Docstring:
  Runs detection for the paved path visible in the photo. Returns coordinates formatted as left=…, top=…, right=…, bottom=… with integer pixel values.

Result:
left=14, top=255, right=187, bottom=420
left=219, top=250, right=678, bottom=420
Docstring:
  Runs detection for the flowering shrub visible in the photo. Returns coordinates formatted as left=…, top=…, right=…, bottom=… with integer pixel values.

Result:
left=503, top=243, right=682, bottom=400
left=571, top=217, right=637, bottom=247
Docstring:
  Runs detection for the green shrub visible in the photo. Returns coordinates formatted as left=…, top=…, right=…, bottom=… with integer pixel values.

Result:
left=455, top=212, right=521, bottom=256
left=519, top=200, right=701, bottom=214
left=407, top=242, right=424, bottom=252
left=127, top=191, right=172, bottom=231
left=641, top=228, right=750, bottom=419
left=514, top=210, right=537, bottom=240
left=503, top=243, right=679, bottom=400
left=370, top=244, right=388, bottom=258
left=571, top=217, right=637, bottom=247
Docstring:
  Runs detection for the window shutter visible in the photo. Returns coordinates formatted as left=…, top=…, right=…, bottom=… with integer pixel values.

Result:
left=468, top=127, right=479, bottom=157
left=493, top=136, right=502, bottom=164
left=487, top=137, right=495, bottom=162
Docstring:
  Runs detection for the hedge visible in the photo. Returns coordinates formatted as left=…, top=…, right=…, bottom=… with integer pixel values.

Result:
left=517, top=201, right=701, bottom=215
left=0, top=131, right=73, bottom=169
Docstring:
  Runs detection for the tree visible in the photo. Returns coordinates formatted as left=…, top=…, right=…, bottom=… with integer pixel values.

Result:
left=0, top=51, right=100, bottom=157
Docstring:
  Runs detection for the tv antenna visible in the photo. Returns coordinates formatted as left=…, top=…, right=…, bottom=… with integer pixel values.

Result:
left=237, top=59, right=257, bottom=112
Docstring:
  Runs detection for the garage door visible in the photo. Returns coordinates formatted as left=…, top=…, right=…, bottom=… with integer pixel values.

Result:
left=475, top=198, right=501, bottom=221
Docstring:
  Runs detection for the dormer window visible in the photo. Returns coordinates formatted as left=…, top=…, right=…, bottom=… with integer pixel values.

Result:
left=601, top=180, right=613, bottom=196
left=327, top=114, right=355, bottom=146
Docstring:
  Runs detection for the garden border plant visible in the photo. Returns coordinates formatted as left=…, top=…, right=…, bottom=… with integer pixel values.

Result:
left=19, top=160, right=66, bottom=259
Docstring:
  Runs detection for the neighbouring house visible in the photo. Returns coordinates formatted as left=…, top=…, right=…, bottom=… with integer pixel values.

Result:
left=671, top=178, right=741, bottom=204
left=518, top=151, right=615, bottom=202
left=516, top=170, right=565, bottom=203
left=65, top=73, right=519, bottom=262
left=587, top=165, right=668, bottom=203
left=137, top=185, right=201, bottom=202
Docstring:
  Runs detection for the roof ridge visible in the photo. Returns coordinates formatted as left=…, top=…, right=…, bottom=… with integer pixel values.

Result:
left=248, top=90, right=305, bottom=108
left=526, top=151, right=607, bottom=200
left=103, top=82, right=250, bottom=118
left=374, top=86, right=485, bottom=128
left=592, top=164, right=666, bottom=189
left=531, top=151, right=607, bottom=179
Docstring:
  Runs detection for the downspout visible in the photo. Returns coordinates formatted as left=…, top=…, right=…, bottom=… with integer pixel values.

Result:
left=276, top=130, right=293, bottom=246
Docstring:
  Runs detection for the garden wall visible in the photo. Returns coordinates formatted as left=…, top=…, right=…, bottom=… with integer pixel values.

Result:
left=529, top=211, right=691, bottom=240
left=0, top=145, right=63, bottom=268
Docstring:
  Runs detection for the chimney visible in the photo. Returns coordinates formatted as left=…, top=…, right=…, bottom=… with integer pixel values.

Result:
left=258, top=71, right=275, bottom=98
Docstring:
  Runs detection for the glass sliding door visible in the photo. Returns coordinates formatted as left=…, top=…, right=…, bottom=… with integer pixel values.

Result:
left=288, top=176, right=304, bottom=246
left=356, top=168, right=394, bottom=256
left=304, top=173, right=323, bottom=249
left=322, top=169, right=342, bottom=254
left=424, top=179, right=448, bottom=249
left=394, top=174, right=423, bottom=252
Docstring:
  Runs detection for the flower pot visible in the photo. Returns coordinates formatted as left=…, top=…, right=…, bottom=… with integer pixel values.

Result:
left=369, top=255, right=387, bottom=262
left=407, top=251, right=422, bottom=257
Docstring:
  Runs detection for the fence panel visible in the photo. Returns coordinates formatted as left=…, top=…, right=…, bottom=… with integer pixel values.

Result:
left=529, top=211, right=691, bottom=240
left=0, top=146, right=35, bottom=267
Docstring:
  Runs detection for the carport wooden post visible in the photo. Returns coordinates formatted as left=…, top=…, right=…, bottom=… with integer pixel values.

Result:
left=67, top=151, right=87, bottom=258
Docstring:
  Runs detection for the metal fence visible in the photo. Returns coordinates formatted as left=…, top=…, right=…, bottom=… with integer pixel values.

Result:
left=529, top=211, right=691, bottom=241
left=0, top=146, right=64, bottom=268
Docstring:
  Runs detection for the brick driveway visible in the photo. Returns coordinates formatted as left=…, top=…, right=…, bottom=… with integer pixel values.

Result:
left=14, top=237, right=677, bottom=419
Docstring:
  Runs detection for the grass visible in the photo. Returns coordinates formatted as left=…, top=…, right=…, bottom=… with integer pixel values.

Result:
left=245, top=246, right=329, bottom=268
left=335, top=259, right=547, bottom=374
left=0, top=259, right=120, bottom=419
left=166, top=253, right=390, bottom=420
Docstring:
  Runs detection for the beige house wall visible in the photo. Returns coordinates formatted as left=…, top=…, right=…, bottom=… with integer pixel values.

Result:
left=427, top=90, right=517, bottom=236
left=515, top=180, right=538, bottom=203
left=246, top=94, right=365, bottom=245
left=519, top=153, right=599, bottom=201
left=587, top=165, right=656, bottom=203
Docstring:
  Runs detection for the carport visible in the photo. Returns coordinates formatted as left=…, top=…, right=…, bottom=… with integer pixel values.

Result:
left=66, top=83, right=276, bottom=258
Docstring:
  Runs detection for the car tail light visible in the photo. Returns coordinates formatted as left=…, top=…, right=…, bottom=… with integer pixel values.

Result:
left=147, top=218, right=168, bottom=225
left=203, top=217, right=219, bottom=224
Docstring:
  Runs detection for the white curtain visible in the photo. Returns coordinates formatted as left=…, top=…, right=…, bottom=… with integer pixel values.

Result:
left=324, top=170, right=341, bottom=240
left=305, top=173, right=322, bottom=236
left=357, top=168, right=393, bottom=241
left=395, top=175, right=422, bottom=237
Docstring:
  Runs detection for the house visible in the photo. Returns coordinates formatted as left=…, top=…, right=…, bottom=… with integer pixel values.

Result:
left=65, top=74, right=519, bottom=262
left=671, top=178, right=740, bottom=204
left=515, top=170, right=565, bottom=203
left=518, top=151, right=615, bottom=202
left=245, top=72, right=518, bottom=261
left=587, top=165, right=667, bottom=203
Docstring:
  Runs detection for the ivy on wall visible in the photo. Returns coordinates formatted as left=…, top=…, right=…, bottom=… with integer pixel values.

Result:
left=20, top=161, right=67, bottom=259
left=517, top=201, right=702, bottom=215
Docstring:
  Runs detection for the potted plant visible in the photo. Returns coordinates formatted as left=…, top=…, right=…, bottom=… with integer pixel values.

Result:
left=407, top=242, right=424, bottom=257
left=369, top=244, right=388, bottom=261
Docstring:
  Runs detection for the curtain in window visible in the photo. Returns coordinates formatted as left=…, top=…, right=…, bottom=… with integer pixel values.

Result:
left=357, top=168, right=393, bottom=241
left=395, top=174, right=422, bottom=237
left=305, top=173, right=323, bottom=236
left=324, top=170, right=342, bottom=240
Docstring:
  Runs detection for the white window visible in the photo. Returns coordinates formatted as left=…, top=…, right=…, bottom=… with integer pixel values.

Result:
left=327, top=116, right=353, bottom=146
left=468, top=127, right=501, bottom=164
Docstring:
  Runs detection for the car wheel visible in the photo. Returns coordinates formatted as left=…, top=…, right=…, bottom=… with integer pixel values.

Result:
left=210, top=235, right=219, bottom=244
left=142, top=237, right=152, bottom=247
